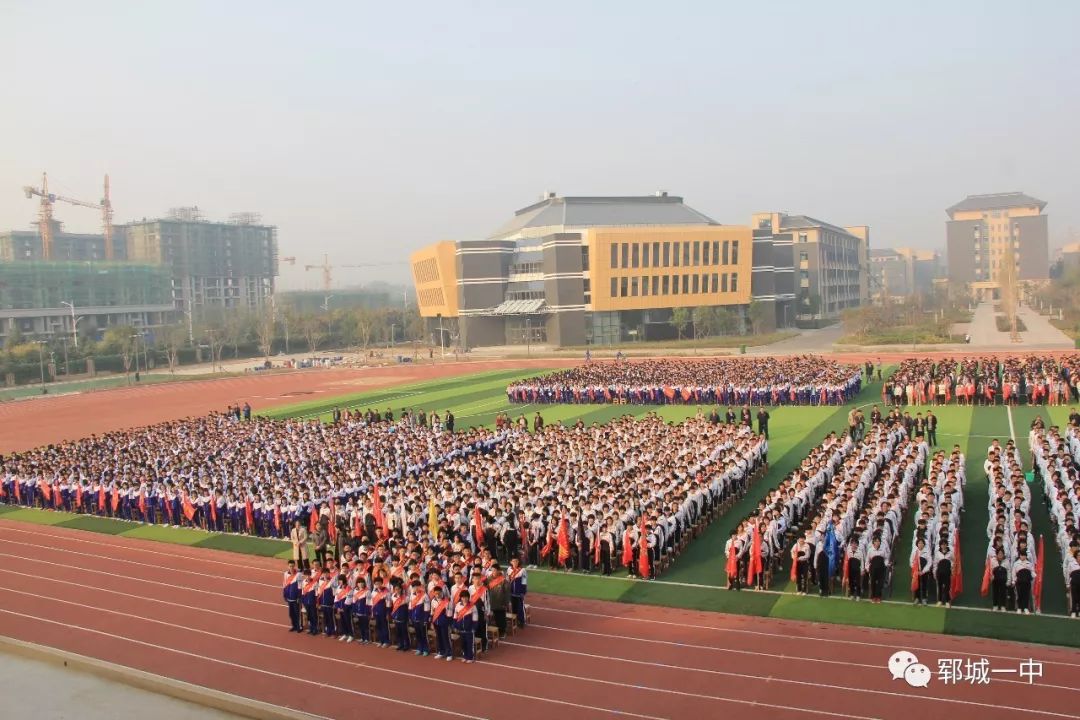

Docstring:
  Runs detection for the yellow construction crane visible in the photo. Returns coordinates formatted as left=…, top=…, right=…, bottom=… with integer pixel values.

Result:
left=23, top=172, right=114, bottom=260
left=304, top=254, right=405, bottom=291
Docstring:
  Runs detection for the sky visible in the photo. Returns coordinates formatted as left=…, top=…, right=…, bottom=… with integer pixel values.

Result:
left=2, top=1, right=1078, bottom=289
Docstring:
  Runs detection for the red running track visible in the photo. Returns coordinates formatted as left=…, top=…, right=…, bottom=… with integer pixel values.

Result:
left=0, top=518, right=1078, bottom=720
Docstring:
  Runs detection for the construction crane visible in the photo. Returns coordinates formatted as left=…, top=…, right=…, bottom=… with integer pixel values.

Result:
left=281, top=256, right=297, bottom=265
left=23, top=173, right=114, bottom=261
left=303, top=254, right=405, bottom=291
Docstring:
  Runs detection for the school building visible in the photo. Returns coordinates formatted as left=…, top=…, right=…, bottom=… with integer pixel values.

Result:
left=411, top=192, right=869, bottom=348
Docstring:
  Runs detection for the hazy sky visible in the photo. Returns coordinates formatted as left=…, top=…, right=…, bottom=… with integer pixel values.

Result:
left=3, top=1, right=1078, bottom=289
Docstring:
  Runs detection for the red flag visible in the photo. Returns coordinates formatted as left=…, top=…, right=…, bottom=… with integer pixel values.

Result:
left=789, top=547, right=798, bottom=582
left=39, top=479, right=51, bottom=502
left=911, top=551, right=921, bottom=593
left=951, top=529, right=963, bottom=598
left=164, top=495, right=173, bottom=522
left=14, top=479, right=21, bottom=503
left=746, top=527, right=763, bottom=586
left=540, top=528, right=554, bottom=559
left=53, top=483, right=61, bottom=509
left=593, top=530, right=601, bottom=565
left=622, top=529, right=633, bottom=567
left=181, top=492, right=196, bottom=521
left=473, top=506, right=484, bottom=549
left=727, top=542, right=738, bottom=580
left=273, top=504, right=282, bottom=532
left=309, top=506, right=318, bottom=534
left=245, top=498, right=255, bottom=530
left=0, top=480, right=6, bottom=499
left=557, top=515, right=571, bottom=567
left=138, top=489, right=147, bottom=518
left=111, top=486, right=119, bottom=512
left=97, top=485, right=105, bottom=510
left=209, top=496, right=218, bottom=525
left=372, top=487, right=387, bottom=538
left=980, top=557, right=992, bottom=597
left=637, top=515, right=650, bottom=578
left=75, top=485, right=82, bottom=509
left=352, top=512, right=361, bottom=539
left=1034, top=535, right=1045, bottom=612
left=842, top=548, right=850, bottom=587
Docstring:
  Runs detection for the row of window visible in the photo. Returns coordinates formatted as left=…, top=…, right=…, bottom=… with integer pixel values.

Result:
left=609, top=272, right=740, bottom=299
left=506, top=290, right=545, bottom=301
left=509, top=261, right=542, bottom=275
left=608, top=240, right=739, bottom=270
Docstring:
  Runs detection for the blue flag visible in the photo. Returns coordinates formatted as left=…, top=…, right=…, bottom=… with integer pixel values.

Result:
left=825, top=521, right=841, bottom=577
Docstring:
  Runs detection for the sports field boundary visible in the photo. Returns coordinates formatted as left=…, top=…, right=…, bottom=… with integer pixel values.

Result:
left=1, top=508, right=1076, bottom=650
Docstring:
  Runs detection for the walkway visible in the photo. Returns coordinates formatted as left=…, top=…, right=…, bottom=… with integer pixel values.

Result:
left=967, top=302, right=1073, bottom=350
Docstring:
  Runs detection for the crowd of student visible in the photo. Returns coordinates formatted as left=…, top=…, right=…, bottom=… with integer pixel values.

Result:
left=1027, top=421, right=1080, bottom=617
left=725, top=417, right=926, bottom=603
left=909, top=444, right=964, bottom=607
left=981, top=438, right=1040, bottom=613
left=884, top=355, right=1080, bottom=406
left=506, top=356, right=863, bottom=406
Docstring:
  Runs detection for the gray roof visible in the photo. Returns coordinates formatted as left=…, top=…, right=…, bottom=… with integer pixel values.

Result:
left=946, top=192, right=1046, bottom=216
left=489, top=194, right=718, bottom=239
left=490, top=299, right=548, bottom=315
left=777, top=214, right=855, bottom=236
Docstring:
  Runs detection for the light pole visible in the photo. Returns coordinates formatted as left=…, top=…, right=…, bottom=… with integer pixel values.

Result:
left=183, top=306, right=195, bottom=345
left=35, top=340, right=47, bottom=394
left=437, top=313, right=445, bottom=359
left=60, top=301, right=83, bottom=349
left=389, top=323, right=396, bottom=350
left=525, top=317, right=532, bottom=357
left=322, top=295, right=334, bottom=344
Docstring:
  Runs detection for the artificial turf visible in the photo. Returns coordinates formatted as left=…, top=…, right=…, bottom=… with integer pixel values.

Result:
left=3, top=366, right=1078, bottom=649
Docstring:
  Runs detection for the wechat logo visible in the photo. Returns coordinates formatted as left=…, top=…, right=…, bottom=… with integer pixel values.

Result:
left=888, top=650, right=931, bottom=688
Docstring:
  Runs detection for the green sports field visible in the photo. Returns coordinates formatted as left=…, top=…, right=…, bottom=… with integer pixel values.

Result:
left=2, top=365, right=1077, bottom=648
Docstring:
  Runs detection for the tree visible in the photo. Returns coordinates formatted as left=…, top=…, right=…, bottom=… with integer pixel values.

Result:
left=256, top=305, right=276, bottom=359
left=301, top=313, right=325, bottom=356
left=748, top=300, right=770, bottom=335
left=222, top=310, right=254, bottom=358
left=159, top=325, right=187, bottom=373
left=715, top=307, right=739, bottom=335
left=4, top=325, right=24, bottom=350
left=693, top=306, right=719, bottom=339
left=352, top=308, right=376, bottom=349
left=671, top=307, right=693, bottom=340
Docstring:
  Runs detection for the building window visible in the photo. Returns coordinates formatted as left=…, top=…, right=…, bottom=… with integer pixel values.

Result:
left=682, top=242, right=690, bottom=265
left=672, top=243, right=680, bottom=267
left=620, top=277, right=629, bottom=297
left=799, top=233, right=808, bottom=243
left=712, top=241, right=720, bottom=264
left=582, top=246, right=590, bottom=271
left=662, top=242, right=670, bottom=267
left=631, top=243, right=639, bottom=268
left=611, top=277, right=618, bottom=297
left=721, top=274, right=728, bottom=292
left=662, top=275, right=670, bottom=294
left=630, top=277, right=639, bottom=296
left=641, top=275, right=649, bottom=296
left=642, top=243, right=650, bottom=267
left=711, top=272, right=718, bottom=291
left=682, top=274, right=690, bottom=294
left=621, top=243, right=629, bottom=268
left=584, top=278, right=591, bottom=304
left=731, top=273, right=738, bottom=293
left=702, top=242, right=710, bottom=265
left=692, top=274, right=700, bottom=294
left=610, top=243, right=618, bottom=269
left=731, top=241, right=739, bottom=264
left=799, top=251, right=808, bottom=263
left=651, top=276, right=659, bottom=295
left=693, top=242, right=701, bottom=265
left=671, top=275, right=679, bottom=295
left=722, top=241, right=729, bottom=265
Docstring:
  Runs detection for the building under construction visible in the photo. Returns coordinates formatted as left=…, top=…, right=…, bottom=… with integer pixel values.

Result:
left=2, top=176, right=279, bottom=343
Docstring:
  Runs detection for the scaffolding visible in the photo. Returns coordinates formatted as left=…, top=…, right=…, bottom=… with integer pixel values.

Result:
left=0, top=262, right=172, bottom=310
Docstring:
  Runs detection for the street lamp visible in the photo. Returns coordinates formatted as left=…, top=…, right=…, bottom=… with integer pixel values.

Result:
left=322, top=295, right=334, bottom=343
left=61, top=301, right=83, bottom=349
left=34, top=340, right=47, bottom=394
left=437, top=313, right=445, bottom=359
left=389, top=323, right=396, bottom=350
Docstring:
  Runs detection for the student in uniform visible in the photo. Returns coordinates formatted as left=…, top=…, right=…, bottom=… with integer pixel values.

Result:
left=282, top=560, right=302, bottom=632
left=469, top=573, right=489, bottom=653
left=371, top=577, right=391, bottom=647
left=1066, top=547, right=1080, bottom=618
left=865, top=535, right=887, bottom=603
left=300, top=567, right=320, bottom=636
left=486, top=565, right=510, bottom=637
left=352, top=579, right=371, bottom=644
left=990, top=548, right=1011, bottom=612
left=935, top=538, right=954, bottom=608
left=453, top=597, right=477, bottom=664
left=318, top=567, right=337, bottom=637
left=1012, top=553, right=1035, bottom=614
left=335, top=576, right=353, bottom=642
left=431, top=586, right=453, bottom=660
left=408, top=580, right=431, bottom=656
left=845, top=535, right=863, bottom=600
left=391, top=584, right=410, bottom=651
left=508, top=557, right=528, bottom=628
left=792, top=535, right=812, bottom=595
left=911, top=537, right=932, bottom=606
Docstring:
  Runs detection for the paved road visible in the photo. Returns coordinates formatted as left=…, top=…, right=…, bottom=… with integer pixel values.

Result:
left=967, top=302, right=1072, bottom=349
left=0, top=650, right=241, bottom=720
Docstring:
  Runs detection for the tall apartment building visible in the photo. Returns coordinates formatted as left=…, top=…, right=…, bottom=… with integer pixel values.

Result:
left=752, top=212, right=868, bottom=320
left=0, top=227, right=127, bottom=262
left=123, top=209, right=279, bottom=316
left=411, top=193, right=863, bottom=348
left=945, top=192, right=1048, bottom=300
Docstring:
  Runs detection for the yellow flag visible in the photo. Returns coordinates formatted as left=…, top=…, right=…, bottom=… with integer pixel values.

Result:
left=428, top=498, right=439, bottom=542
